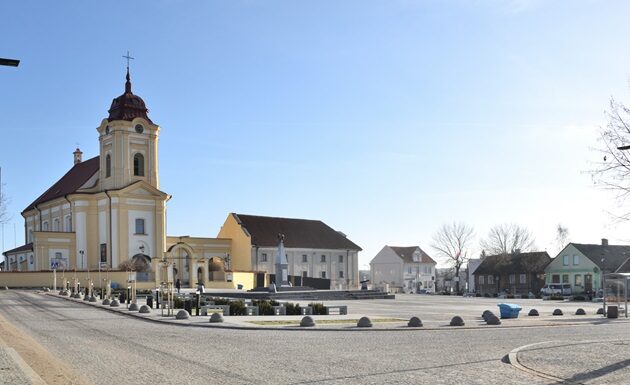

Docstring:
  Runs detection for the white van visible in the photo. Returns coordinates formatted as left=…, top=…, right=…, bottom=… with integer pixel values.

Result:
left=540, top=283, right=572, bottom=296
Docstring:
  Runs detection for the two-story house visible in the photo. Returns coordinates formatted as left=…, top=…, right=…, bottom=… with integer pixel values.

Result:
left=370, top=246, right=437, bottom=293
left=544, top=239, right=630, bottom=295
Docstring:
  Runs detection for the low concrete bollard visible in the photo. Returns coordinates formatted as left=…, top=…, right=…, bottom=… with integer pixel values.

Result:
left=102, top=298, right=111, bottom=305
left=597, top=308, right=604, bottom=315
left=528, top=309, right=539, bottom=316
left=407, top=317, right=423, bottom=327
left=482, top=311, right=495, bottom=321
left=300, top=316, right=315, bottom=327
left=128, top=303, right=139, bottom=311
left=209, top=313, right=224, bottom=323
left=357, top=317, right=373, bottom=328
left=450, top=316, right=465, bottom=326
left=575, top=308, right=586, bottom=315
left=139, top=305, right=151, bottom=314
left=486, top=315, right=501, bottom=325
left=552, top=309, right=563, bottom=316
left=110, top=299, right=120, bottom=307
left=73, top=293, right=81, bottom=299
left=176, top=310, right=190, bottom=320
left=89, top=296, right=97, bottom=303
left=44, top=288, right=50, bottom=292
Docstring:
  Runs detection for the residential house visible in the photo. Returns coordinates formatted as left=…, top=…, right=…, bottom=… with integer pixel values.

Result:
left=544, top=239, right=630, bottom=295
left=466, top=258, right=482, bottom=293
left=474, top=251, right=551, bottom=295
left=370, top=246, right=436, bottom=293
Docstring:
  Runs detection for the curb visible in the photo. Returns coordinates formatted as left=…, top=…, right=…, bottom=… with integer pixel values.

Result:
left=4, top=347, right=47, bottom=385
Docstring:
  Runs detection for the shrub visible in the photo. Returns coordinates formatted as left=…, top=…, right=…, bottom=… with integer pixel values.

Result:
left=229, top=300, right=246, bottom=315
left=285, top=302, right=301, bottom=315
left=573, top=295, right=586, bottom=301
left=252, top=299, right=281, bottom=315
left=507, top=294, right=515, bottom=299
left=492, top=293, right=499, bottom=298
left=484, top=293, right=491, bottom=298
left=475, top=293, right=482, bottom=297
left=535, top=293, right=542, bottom=299
left=309, top=302, right=326, bottom=315
left=549, top=295, right=564, bottom=301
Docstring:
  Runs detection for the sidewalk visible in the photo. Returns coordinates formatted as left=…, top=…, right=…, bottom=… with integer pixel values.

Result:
left=45, top=291, right=630, bottom=331
left=511, top=339, right=630, bottom=384
left=0, top=347, right=45, bottom=385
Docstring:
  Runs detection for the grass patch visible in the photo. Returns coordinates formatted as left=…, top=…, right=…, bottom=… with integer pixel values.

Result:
left=247, top=318, right=405, bottom=326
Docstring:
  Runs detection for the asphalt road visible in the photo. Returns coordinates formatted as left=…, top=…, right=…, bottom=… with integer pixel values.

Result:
left=1, top=291, right=628, bottom=385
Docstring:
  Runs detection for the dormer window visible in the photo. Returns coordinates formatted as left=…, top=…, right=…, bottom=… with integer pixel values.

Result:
left=133, top=153, right=144, bottom=176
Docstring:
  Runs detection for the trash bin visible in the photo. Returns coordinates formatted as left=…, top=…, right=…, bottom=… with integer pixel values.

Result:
left=607, top=305, right=619, bottom=319
left=147, top=295, right=153, bottom=308
left=237, top=284, right=243, bottom=290
left=497, top=303, right=522, bottom=319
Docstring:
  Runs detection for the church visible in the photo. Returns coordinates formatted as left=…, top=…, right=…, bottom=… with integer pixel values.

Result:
left=1, top=68, right=361, bottom=291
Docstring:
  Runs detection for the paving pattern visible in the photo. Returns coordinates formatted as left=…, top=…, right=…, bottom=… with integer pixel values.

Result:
left=1, top=291, right=630, bottom=385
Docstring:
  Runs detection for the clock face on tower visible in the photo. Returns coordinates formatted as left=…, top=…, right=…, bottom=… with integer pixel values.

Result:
left=135, top=124, right=144, bottom=134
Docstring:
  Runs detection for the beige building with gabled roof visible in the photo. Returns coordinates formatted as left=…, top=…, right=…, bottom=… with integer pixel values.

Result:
left=370, top=245, right=436, bottom=293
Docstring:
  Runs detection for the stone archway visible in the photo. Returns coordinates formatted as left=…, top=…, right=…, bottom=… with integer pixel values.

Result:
left=208, top=257, right=225, bottom=282
left=167, top=243, right=195, bottom=287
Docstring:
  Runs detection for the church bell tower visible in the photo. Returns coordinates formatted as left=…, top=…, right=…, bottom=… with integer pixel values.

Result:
left=97, top=67, right=160, bottom=191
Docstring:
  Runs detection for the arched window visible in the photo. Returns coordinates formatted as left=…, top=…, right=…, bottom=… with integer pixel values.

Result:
left=133, top=153, right=144, bottom=176
left=53, top=218, right=60, bottom=232
left=64, top=215, right=72, bottom=232
left=105, top=154, right=111, bottom=178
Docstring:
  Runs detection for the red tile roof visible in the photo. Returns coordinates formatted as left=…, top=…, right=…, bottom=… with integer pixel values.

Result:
left=23, top=156, right=100, bottom=213
left=390, top=246, right=436, bottom=264
left=233, top=213, right=362, bottom=251
left=2, top=243, right=33, bottom=256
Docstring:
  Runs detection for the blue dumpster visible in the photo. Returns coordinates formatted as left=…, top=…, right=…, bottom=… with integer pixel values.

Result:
left=497, top=303, right=522, bottom=319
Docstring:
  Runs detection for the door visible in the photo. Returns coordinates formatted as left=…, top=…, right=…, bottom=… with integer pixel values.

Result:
left=585, top=274, right=593, bottom=293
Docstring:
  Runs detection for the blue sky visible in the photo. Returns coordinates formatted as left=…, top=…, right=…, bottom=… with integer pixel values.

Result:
left=2, top=1, right=630, bottom=268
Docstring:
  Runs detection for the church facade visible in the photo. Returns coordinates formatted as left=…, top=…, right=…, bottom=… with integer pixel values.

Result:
left=2, top=69, right=361, bottom=291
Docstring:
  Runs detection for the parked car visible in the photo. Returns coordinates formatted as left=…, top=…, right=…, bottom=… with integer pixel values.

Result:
left=540, top=283, right=572, bottom=296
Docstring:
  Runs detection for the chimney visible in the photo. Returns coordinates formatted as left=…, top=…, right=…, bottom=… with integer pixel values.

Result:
left=602, top=238, right=609, bottom=246
left=73, top=148, right=82, bottom=165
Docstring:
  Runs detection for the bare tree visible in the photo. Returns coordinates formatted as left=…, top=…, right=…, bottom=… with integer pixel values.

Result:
left=591, top=97, right=630, bottom=220
left=480, top=223, right=535, bottom=255
left=555, top=224, right=569, bottom=251
left=431, top=222, right=475, bottom=294
left=0, top=179, right=8, bottom=226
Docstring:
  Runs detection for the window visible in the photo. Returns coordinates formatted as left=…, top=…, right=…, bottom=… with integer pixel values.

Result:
left=135, top=218, right=145, bottom=234
left=575, top=274, right=583, bottom=286
left=408, top=266, right=412, bottom=274
left=479, top=275, right=485, bottom=285
left=53, top=218, right=60, bottom=232
left=552, top=274, right=560, bottom=283
left=29, top=255, right=33, bottom=265
left=339, top=271, right=344, bottom=278
left=105, top=154, right=111, bottom=178
left=339, top=255, right=343, bottom=263
left=302, top=271, right=308, bottom=278
left=28, top=229, right=33, bottom=243
left=133, top=153, right=144, bottom=176
left=321, top=271, right=326, bottom=279
left=64, top=215, right=72, bottom=232
left=42, top=221, right=49, bottom=231
left=321, top=255, right=326, bottom=263
left=100, top=244, right=107, bottom=263
left=573, top=255, right=580, bottom=265
left=488, top=275, right=494, bottom=284
left=563, top=255, right=569, bottom=266
left=562, top=274, right=569, bottom=283
left=509, top=274, right=515, bottom=284
left=302, top=254, right=308, bottom=263
left=520, top=274, right=526, bottom=284
left=261, top=253, right=268, bottom=262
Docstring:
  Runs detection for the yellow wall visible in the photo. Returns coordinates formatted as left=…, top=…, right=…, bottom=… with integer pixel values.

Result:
left=232, top=271, right=255, bottom=291
left=0, top=270, right=135, bottom=289
left=217, top=213, right=253, bottom=271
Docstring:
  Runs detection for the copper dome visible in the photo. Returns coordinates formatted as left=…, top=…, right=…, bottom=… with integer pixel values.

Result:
left=107, top=69, right=153, bottom=124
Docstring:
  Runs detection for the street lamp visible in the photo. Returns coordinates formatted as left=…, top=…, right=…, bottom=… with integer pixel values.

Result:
left=0, top=58, right=19, bottom=67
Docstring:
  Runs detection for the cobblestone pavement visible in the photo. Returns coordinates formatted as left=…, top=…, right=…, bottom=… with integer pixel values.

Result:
left=2, top=290, right=630, bottom=385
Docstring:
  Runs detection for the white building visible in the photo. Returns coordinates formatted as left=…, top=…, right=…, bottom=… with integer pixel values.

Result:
left=467, top=258, right=482, bottom=293
left=370, top=246, right=437, bottom=293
